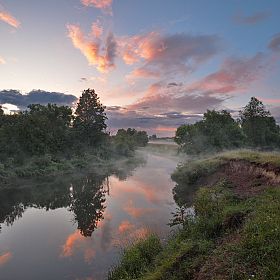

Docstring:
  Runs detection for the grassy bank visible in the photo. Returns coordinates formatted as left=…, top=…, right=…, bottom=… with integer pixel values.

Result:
left=0, top=150, right=146, bottom=188
left=107, top=150, right=280, bottom=279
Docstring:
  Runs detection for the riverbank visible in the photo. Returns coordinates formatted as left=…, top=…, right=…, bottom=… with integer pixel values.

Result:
left=108, top=150, right=280, bottom=279
left=0, top=151, right=147, bottom=190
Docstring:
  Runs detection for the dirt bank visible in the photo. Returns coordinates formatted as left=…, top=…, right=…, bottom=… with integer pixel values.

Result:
left=203, top=158, right=280, bottom=198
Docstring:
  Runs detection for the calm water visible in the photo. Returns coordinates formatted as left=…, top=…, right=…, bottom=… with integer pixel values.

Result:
left=0, top=152, right=179, bottom=280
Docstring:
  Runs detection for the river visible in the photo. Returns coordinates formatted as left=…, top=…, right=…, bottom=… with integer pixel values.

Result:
left=0, top=151, right=179, bottom=280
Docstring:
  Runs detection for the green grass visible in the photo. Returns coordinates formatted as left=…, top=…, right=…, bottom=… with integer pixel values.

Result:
left=107, top=151, right=280, bottom=279
left=108, top=232, right=162, bottom=280
left=171, top=149, right=280, bottom=185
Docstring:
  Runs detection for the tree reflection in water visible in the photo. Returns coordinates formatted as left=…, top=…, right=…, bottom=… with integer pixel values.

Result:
left=69, top=175, right=109, bottom=237
left=0, top=155, right=146, bottom=235
left=0, top=173, right=109, bottom=237
left=0, top=155, right=146, bottom=236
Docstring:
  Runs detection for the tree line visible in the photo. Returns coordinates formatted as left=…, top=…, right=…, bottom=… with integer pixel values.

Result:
left=0, top=88, right=148, bottom=164
left=175, top=97, right=280, bottom=154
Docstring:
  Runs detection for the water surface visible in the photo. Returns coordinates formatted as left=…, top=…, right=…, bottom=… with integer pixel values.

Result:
left=0, top=152, right=178, bottom=280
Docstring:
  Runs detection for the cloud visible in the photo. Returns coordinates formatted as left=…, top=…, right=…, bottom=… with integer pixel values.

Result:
left=0, top=55, right=6, bottom=64
left=258, top=98, right=280, bottom=104
left=121, top=31, right=222, bottom=79
left=167, top=82, right=182, bottom=88
left=123, top=199, right=157, bottom=219
left=105, top=31, right=118, bottom=71
left=79, top=77, right=88, bottom=82
left=0, top=89, right=77, bottom=110
left=60, top=232, right=82, bottom=258
left=0, top=5, right=20, bottom=28
left=80, top=0, right=113, bottom=15
left=191, top=52, right=270, bottom=94
left=119, top=220, right=135, bottom=232
left=67, top=23, right=117, bottom=73
left=268, top=33, right=280, bottom=52
left=232, top=10, right=268, bottom=27
left=106, top=51, right=273, bottom=136
left=0, top=252, right=13, bottom=268
left=84, top=248, right=96, bottom=265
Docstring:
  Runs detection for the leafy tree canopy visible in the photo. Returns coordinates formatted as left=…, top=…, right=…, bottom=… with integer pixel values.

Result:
left=73, top=89, right=108, bottom=146
left=239, top=97, right=280, bottom=148
left=175, top=109, right=245, bottom=154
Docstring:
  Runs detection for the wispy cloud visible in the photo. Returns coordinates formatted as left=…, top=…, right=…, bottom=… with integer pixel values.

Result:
left=67, top=22, right=117, bottom=73
left=0, top=5, right=21, bottom=28
left=80, top=0, right=113, bottom=15
left=232, top=10, right=268, bottom=27
left=0, top=55, right=6, bottom=64
left=0, top=252, right=13, bottom=268
left=121, top=31, right=222, bottom=79
left=268, top=33, right=280, bottom=52
left=191, top=52, right=270, bottom=95
left=123, top=199, right=157, bottom=219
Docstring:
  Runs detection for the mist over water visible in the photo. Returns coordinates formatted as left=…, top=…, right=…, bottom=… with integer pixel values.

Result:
left=0, top=151, right=183, bottom=280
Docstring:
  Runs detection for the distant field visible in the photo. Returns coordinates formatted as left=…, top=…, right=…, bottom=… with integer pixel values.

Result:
left=148, top=139, right=177, bottom=146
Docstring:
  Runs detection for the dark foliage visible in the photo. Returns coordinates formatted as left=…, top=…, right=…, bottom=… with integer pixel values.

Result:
left=175, top=109, right=245, bottom=154
left=239, top=97, right=280, bottom=149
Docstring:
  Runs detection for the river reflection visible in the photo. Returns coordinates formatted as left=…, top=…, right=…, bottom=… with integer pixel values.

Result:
left=0, top=152, right=182, bottom=280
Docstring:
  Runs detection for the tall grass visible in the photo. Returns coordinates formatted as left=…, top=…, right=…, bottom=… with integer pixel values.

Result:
left=108, top=229, right=162, bottom=280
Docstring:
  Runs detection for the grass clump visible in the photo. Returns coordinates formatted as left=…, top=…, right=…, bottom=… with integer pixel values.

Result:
left=108, top=233, right=162, bottom=280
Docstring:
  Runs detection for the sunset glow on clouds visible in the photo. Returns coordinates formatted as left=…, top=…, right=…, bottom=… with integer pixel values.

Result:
left=0, top=5, right=20, bottom=28
left=80, top=0, right=113, bottom=15
left=0, top=252, right=13, bottom=268
left=0, top=1, right=280, bottom=136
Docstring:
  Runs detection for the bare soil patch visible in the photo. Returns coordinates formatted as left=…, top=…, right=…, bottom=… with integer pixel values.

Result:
left=202, top=158, right=280, bottom=198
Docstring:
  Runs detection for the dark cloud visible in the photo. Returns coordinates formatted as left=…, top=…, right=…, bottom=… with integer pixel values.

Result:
left=268, top=33, right=280, bottom=52
left=167, top=82, right=182, bottom=88
left=232, top=10, right=268, bottom=27
left=105, top=105, right=205, bottom=136
left=0, top=89, right=77, bottom=110
left=160, top=112, right=187, bottom=119
left=106, top=106, right=124, bottom=111
left=105, top=31, right=118, bottom=70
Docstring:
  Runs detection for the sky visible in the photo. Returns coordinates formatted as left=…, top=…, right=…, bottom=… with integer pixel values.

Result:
left=0, top=0, right=280, bottom=137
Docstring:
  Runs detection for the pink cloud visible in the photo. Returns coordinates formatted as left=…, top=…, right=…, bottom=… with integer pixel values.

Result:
left=121, top=31, right=222, bottom=79
left=60, top=232, right=83, bottom=258
left=258, top=98, right=280, bottom=104
left=0, top=5, right=20, bottom=28
left=192, top=52, right=270, bottom=95
left=91, top=19, right=103, bottom=38
left=0, top=252, right=13, bottom=268
left=66, top=23, right=117, bottom=73
left=80, top=0, right=113, bottom=15
left=123, top=199, right=157, bottom=219
left=119, top=220, right=135, bottom=232
left=232, top=10, right=268, bottom=27
left=0, top=55, right=6, bottom=64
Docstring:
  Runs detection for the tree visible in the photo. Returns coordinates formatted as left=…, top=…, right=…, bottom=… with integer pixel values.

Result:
left=73, top=89, right=107, bottom=146
left=239, top=97, right=280, bottom=148
left=133, top=131, right=149, bottom=147
left=113, top=129, right=137, bottom=156
left=175, top=109, right=245, bottom=154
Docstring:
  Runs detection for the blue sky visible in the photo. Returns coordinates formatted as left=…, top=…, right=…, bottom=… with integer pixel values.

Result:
left=0, top=0, right=280, bottom=136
